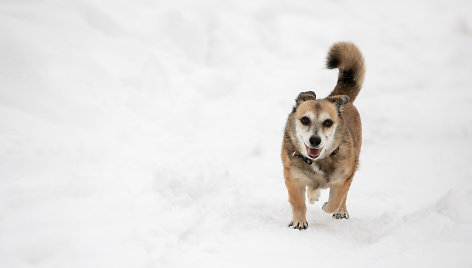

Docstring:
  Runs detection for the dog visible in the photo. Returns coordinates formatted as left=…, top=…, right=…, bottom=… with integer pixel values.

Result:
left=281, top=42, right=365, bottom=229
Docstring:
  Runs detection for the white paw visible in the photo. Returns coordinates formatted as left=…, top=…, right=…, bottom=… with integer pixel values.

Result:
left=288, top=219, right=308, bottom=230
left=322, top=202, right=331, bottom=213
left=307, top=188, right=320, bottom=204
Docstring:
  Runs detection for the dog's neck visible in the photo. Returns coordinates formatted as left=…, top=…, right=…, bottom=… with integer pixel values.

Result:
left=292, top=146, right=340, bottom=165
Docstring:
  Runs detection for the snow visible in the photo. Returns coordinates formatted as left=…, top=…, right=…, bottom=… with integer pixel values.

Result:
left=1, top=0, right=472, bottom=267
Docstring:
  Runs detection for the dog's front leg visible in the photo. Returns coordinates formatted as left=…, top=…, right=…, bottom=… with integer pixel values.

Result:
left=322, top=175, right=353, bottom=214
left=284, top=171, right=308, bottom=229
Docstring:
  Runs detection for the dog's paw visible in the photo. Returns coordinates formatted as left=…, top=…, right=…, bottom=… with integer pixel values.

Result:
left=332, top=207, right=349, bottom=219
left=288, top=220, right=308, bottom=230
left=332, top=212, right=349, bottom=219
left=322, top=202, right=334, bottom=213
left=307, top=188, right=320, bottom=204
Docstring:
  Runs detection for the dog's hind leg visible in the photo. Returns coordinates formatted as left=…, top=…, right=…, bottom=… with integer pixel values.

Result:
left=322, top=175, right=353, bottom=215
left=332, top=196, right=349, bottom=219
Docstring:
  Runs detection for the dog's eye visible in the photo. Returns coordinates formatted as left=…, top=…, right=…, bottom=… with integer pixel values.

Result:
left=300, top=117, right=311, bottom=125
left=323, top=119, right=333, bottom=127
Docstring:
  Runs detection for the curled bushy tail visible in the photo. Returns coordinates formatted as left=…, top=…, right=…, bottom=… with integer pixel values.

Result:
left=326, top=42, right=365, bottom=102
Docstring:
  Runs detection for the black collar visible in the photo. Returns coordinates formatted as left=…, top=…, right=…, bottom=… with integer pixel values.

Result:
left=292, top=147, right=339, bottom=165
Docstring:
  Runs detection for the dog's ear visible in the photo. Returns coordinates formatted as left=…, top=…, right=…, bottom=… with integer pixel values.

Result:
left=327, top=95, right=350, bottom=115
left=292, top=91, right=316, bottom=112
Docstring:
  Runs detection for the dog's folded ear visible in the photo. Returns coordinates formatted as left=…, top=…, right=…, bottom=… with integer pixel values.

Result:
left=327, top=95, right=350, bottom=115
left=292, top=91, right=317, bottom=113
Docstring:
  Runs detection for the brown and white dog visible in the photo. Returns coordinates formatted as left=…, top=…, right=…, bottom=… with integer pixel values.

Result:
left=281, top=42, right=365, bottom=229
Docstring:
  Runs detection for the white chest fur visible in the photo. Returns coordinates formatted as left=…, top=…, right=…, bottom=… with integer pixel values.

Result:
left=290, top=161, right=348, bottom=188
left=310, top=162, right=324, bottom=174
left=290, top=164, right=328, bottom=188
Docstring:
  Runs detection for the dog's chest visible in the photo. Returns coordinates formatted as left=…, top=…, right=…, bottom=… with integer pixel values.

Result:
left=290, top=163, right=328, bottom=187
left=310, top=163, right=324, bottom=174
left=291, top=161, right=343, bottom=188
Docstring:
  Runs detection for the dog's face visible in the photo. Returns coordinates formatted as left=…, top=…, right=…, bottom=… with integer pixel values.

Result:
left=292, top=93, right=349, bottom=160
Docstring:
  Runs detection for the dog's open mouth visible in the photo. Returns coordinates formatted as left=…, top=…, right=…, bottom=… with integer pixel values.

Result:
left=305, top=145, right=322, bottom=159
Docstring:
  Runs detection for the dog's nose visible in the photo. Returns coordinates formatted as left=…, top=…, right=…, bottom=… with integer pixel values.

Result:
left=309, top=136, right=321, bottom=147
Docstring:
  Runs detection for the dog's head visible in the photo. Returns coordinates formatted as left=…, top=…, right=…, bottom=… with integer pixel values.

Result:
left=292, top=92, right=349, bottom=160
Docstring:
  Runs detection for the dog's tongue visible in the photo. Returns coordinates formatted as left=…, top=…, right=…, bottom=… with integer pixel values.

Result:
left=307, top=147, right=322, bottom=159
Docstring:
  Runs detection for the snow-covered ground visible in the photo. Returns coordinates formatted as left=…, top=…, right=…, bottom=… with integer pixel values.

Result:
left=1, top=0, right=472, bottom=267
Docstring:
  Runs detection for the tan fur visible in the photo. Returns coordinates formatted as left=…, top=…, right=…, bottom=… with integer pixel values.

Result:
left=327, top=42, right=365, bottom=102
left=282, top=42, right=365, bottom=229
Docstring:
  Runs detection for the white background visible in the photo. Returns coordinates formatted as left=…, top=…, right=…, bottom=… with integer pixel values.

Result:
left=1, top=0, right=471, bottom=267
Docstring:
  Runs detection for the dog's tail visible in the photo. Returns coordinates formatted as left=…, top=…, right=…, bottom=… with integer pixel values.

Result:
left=326, top=42, right=365, bottom=102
